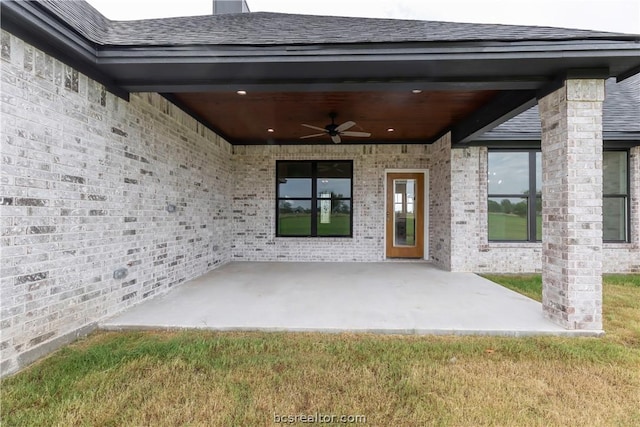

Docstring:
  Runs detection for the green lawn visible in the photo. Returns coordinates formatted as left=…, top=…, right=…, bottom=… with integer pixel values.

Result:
left=488, top=212, right=542, bottom=240
left=279, top=214, right=350, bottom=236
left=2, top=275, right=640, bottom=426
left=483, top=274, right=640, bottom=347
left=397, top=213, right=415, bottom=245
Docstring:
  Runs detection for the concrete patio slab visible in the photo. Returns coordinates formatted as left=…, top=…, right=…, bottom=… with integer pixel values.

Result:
left=101, top=262, right=601, bottom=336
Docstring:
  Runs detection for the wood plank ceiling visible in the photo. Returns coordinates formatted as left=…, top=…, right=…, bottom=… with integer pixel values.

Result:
left=171, top=90, right=498, bottom=144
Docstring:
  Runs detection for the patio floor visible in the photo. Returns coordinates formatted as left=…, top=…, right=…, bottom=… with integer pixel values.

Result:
left=101, top=262, right=598, bottom=336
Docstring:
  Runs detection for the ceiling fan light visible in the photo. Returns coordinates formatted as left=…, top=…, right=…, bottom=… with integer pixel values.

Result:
left=267, top=128, right=275, bottom=133
left=412, top=89, right=422, bottom=94
left=236, top=90, right=247, bottom=95
left=387, top=128, right=395, bottom=132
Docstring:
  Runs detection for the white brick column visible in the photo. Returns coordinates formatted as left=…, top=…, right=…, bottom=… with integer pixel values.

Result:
left=538, top=79, right=604, bottom=330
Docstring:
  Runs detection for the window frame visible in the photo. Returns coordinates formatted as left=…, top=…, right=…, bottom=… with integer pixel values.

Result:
left=487, top=148, right=631, bottom=244
left=603, top=149, right=631, bottom=243
left=275, top=160, right=354, bottom=238
left=487, top=149, right=540, bottom=242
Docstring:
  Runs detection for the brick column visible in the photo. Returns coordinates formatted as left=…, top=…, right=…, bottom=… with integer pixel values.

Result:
left=538, top=79, right=604, bottom=330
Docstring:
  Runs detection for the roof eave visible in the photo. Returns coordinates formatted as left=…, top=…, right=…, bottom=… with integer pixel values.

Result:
left=0, top=0, right=129, bottom=99
left=3, top=0, right=640, bottom=96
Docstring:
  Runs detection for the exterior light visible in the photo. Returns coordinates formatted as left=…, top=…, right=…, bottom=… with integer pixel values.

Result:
left=412, top=89, right=422, bottom=94
left=387, top=128, right=395, bottom=132
left=267, top=128, right=275, bottom=133
left=236, top=90, right=247, bottom=95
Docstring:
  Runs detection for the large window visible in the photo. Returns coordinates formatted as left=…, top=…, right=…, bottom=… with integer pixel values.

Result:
left=488, top=149, right=630, bottom=243
left=603, top=151, right=629, bottom=242
left=276, top=161, right=352, bottom=237
left=488, top=151, right=541, bottom=241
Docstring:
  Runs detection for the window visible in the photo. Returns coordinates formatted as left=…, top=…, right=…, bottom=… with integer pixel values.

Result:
left=488, top=149, right=630, bottom=243
left=276, top=161, right=352, bottom=237
left=488, top=151, right=541, bottom=241
left=603, top=151, right=629, bottom=242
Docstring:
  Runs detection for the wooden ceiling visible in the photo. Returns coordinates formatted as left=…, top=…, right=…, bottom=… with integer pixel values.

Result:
left=171, top=90, right=498, bottom=144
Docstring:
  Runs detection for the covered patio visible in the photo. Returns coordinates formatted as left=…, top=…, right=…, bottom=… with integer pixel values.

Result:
left=101, top=262, right=595, bottom=336
left=2, top=0, right=639, bottom=376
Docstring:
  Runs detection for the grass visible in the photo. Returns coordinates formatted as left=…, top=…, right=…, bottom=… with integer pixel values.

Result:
left=279, top=214, right=350, bottom=236
left=488, top=212, right=542, bottom=240
left=481, top=273, right=543, bottom=301
left=2, top=276, right=640, bottom=426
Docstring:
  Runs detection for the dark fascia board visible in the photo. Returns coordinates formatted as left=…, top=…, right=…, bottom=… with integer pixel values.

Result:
left=618, top=64, right=640, bottom=82
left=0, top=1, right=129, bottom=100
left=95, top=38, right=640, bottom=60
left=113, top=78, right=549, bottom=94
left=447, top=90, right=538, bottom=144
left=99, top=48, right=640, bottom=94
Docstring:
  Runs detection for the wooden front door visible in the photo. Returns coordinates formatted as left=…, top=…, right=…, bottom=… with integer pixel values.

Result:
left=386, top=173, right=424, bottom=258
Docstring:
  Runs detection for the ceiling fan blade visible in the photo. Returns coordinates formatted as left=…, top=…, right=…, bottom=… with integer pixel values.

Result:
left=331, top=134, right=341, bottom=144
left=300, top=133, right=326, bottom=139
left=302, top=124, right=327, bottom=132
left=340, top=131, right=371, bottom=137
left=336, top=121, right=355, bottom=132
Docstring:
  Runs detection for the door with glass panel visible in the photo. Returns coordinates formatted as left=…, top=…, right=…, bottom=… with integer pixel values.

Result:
left=386, top=173, right=424, bottom=258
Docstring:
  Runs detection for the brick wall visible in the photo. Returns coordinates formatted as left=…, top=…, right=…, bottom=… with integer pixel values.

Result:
left=538, top=79, right=604, bottom=329
left=443, top=141, right=639, bottom=274
left=1, top=31, right=234, bottom=376
left=232, top=144, right=429, bottom=261
left=427, top=134, right=452, bottom=270
left=2, top=30, right=638, bottom=374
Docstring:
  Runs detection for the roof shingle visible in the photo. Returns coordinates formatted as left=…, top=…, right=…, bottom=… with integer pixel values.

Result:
left=480, top=75, right=640, bottom=140
left=38, top=1, right=639, bottom=47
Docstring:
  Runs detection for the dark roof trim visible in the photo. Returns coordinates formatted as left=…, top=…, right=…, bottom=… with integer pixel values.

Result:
left=0, top=1, right=129, bottom=100
left=451, top=91, right=538, bottom=144
left=618, top=64, right=640, bottom=82
left=3, top=1, right=640, bottom=95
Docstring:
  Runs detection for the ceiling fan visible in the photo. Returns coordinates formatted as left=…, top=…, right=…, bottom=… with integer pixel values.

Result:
left=300, top=113, right=371, bottom=143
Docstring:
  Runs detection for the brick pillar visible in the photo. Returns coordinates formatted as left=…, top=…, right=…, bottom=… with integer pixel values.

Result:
left=538, top=79, right=604, bottom=330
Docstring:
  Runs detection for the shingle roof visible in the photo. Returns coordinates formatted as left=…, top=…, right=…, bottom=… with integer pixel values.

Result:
left=478, top=75, right=640, bottom=140
left=39, top=0, right=638, bottom=46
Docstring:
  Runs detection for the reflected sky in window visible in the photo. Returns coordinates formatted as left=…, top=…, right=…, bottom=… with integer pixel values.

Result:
left=488, top=152, right=529, bottom=195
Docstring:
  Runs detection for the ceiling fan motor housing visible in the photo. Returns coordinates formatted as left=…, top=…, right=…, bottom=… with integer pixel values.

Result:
left=326, top=124, right=339, bottom=135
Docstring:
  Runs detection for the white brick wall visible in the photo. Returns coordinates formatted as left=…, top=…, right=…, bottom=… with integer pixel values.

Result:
left=2, top=30, right=638, bottom=373
left=538, top=79, right=604, bottom=330
left=428, top=133, right=452, bottom=270
left=1, top=31, right=234, bottom=375
left=232, top=144, right=429, bottom=261
left=445, top=145, right=638, bottom=274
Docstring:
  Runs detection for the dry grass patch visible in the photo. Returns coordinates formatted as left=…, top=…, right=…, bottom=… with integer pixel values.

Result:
left=2, top=275, right=640, bottom=426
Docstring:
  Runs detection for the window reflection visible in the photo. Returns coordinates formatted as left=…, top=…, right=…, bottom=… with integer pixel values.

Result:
left=488, top=152, right=529, bottom=195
